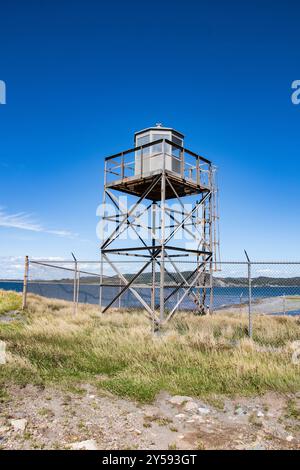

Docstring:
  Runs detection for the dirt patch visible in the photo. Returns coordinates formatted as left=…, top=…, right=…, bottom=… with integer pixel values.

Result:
left=0, top=310, right=25, bottom=323
left=0, top=385, right=299, bottom=450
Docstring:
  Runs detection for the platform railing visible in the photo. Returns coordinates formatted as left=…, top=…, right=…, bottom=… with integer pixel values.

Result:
left=104, top=139, right=212, bottom=188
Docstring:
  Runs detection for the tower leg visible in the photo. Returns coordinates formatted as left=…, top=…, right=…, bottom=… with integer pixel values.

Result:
left=99, top=161, right=108, bottom=314
left=151, top=202, right=157, bottom=331
left=99, top=252, right=104, bottom=313
left=160, top=171, right=166, bottom=324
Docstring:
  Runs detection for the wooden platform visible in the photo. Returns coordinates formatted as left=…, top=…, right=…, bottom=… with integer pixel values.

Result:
left=105, top=170, right=209, bottom=201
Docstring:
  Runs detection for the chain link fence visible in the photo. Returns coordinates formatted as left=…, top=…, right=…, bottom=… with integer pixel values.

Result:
left=1, top=257, right=299, bottom=335
left=20, top=259, right=300, bottom=313
left=216, top=262, right=300, bottom=317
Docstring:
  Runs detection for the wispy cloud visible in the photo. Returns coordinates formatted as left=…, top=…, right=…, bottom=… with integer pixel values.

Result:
left=0, top=207, right=76, bottom=238
left=0, top=256, right=102, bottom=280
left=0, top=256, right=25, bottom=279
left=0, top=256, right=66, bottom=279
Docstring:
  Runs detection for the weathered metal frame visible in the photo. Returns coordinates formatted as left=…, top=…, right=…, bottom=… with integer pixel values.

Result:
left=99, top=139, right=219, bottom=327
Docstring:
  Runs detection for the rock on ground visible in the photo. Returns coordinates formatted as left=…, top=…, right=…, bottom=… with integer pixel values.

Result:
left=69, top=439, right=98, bottom=450
left=169, top=396, right=193, bottom=406
left=9, top=418, right=27, bottom=432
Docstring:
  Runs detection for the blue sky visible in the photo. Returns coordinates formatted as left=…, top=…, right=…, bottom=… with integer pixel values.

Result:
left=0, top=0, right=300, bottom=277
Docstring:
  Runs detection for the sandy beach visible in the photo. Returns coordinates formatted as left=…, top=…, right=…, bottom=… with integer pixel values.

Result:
left=217, top=295, right=300, bottom=315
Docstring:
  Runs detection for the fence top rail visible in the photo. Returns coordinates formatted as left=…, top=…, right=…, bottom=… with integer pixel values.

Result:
left=28, top=259, right=300, bottom=265
left=217, top=261, right=300, bottom=265
left=29, top=259, right=102, bottom=264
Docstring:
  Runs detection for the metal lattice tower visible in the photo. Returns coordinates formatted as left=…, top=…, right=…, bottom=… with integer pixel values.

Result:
left=99, top=125, right=220, bottom=328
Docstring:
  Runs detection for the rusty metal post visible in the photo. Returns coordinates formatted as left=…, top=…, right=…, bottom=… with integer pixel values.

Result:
left=22, top=255, right=29, bottom=310
left=71, top=252, right=78, bottom=315
left=244, top=250, right=253, bottom=338
left=99, top=256, right=104, bottom=314
left=119, top=278, right=122, bottom=309
left=76, top=270, right=80, bottom=308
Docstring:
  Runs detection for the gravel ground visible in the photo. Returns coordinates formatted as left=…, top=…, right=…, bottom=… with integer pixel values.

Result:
left=0, top=384, right=299, bottom=450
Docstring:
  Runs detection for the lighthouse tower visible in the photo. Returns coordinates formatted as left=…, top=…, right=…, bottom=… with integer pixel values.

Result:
left=100, top=124, right=219, bottom=328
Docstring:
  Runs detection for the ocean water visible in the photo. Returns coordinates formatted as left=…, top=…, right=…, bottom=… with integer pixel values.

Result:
left=270, top=309, right=300, bottom=316
left=1, top=281, right=300, bottom=315
left=0, top=281, right=24, bottom=293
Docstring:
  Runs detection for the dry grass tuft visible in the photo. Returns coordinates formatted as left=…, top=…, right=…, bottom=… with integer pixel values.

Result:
left=0, top=290, right=22, bottom=315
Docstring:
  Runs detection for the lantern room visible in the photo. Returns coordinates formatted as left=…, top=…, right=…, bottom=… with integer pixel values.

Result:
left=134, top=124, right=184, bottom=176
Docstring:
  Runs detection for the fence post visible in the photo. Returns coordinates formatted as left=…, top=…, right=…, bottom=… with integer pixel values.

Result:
left=99, top=256, right=104, bottom=314
left=119, top=278, right=122, bottom=309
left=76, top=271, right=80, bottom=308
left=244, top=250, right=252, bottom=338
left=71, top=252, right=78, bottom=315
left=22, top=255, right=29, bottom=310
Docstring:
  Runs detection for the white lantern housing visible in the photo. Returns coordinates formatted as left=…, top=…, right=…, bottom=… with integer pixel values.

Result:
left=134, top=124, right=184, bottom=176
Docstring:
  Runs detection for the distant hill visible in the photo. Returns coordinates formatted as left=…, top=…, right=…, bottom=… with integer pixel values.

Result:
left=214, top=276, right=300, bottom=287
left=54, top=273, right=300, bottom=287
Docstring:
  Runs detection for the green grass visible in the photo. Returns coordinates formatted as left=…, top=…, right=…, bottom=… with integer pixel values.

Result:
left=0, top=290, right=22, bottom=315
left=284, top=399, right=300, bottom=420
left=0, top=290, right=300, bottom=402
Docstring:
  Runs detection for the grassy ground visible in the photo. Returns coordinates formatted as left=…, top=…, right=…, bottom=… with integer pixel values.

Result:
left=0, top=290, right=21, bottom=315
left=0, top=290, right=300, bottom=402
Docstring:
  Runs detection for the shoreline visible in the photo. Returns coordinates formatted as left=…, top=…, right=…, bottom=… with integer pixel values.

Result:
left=216, top=295, right=300, bottom=315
